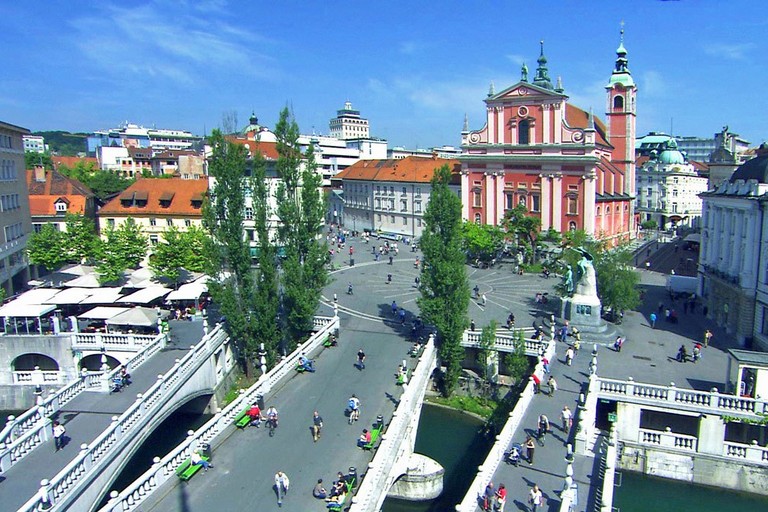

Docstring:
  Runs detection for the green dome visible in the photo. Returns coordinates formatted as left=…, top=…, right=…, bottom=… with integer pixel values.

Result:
left=658, top=149, right=686, bottom=165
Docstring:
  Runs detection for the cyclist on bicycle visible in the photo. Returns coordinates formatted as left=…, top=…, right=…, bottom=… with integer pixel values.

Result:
left=266, top=405, right=279, bottom=429
left=347, top=394, right=360, bottom=422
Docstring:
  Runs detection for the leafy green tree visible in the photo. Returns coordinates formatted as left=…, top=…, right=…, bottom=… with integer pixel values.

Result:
left=83, top=171, right=134, bottom=201
left=594, top=246, right=641, bottom=319
left=150, top=227, right=187, bottom=284
left=96, top=247, right=126, bottom=285
left=417, top=164, right=470, bottom=396
left=274, top=108, right=328, bottom=349
left=64, top=214, right=101, bottom=264
left=502, top=204, right=542, bottom=263
left=178, top=225, right=209, bottom=273
left=503, top=329, right=531, bottom=385
left=25, top=152, right=53, bottom=171
left=202, top=130, right=263, bottom=374
left=641, top=219, right=658, bottom=230
left=114, top=218, right=147, bottom=269
left=462, top=222, right=504, bottom=262
left=478, top=320, right=497, bottom=386
left=27, top=225, right=66, bottom=271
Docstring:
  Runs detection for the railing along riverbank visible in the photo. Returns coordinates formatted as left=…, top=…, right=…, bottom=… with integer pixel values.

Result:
left=99, top=315, right=339, bottom=512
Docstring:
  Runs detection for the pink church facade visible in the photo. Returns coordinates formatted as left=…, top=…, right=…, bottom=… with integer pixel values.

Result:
left=460, top=38, right=637, bottom=242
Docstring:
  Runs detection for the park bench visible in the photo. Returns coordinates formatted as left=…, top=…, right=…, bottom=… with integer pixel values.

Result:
left=396, top=368, right=412, bottom=385
left=296, top=364, right=306, bottom=373
left=326, top=491, right=347, bottom=511
left=175, top=455, right=210, bottom=481
left=363, top=417, right=384, bottom=450
left=234, top=407, right=252, bottom=429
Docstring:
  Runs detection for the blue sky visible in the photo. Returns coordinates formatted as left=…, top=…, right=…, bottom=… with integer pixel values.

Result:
left=1, top=0, right=765, bottom=149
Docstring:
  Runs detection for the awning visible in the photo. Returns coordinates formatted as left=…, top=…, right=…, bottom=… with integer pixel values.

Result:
left=64, top=273, right=104, bottom=288
left=14, top=288, right=62, bottom=304
left=106, top=307, right=160, bottom=327
left=117, top=286, right=172, bottom=304
left=79, top=287, right=125, bottom=304
left=44, top=287, right=95, bottom=305
left=0, top=302, right=56, bottom=318
left=166, top=282, right=208, bottom=301
left=78, top=306, right=129, bottom=320
left=59, top=264, right=95, bottom=276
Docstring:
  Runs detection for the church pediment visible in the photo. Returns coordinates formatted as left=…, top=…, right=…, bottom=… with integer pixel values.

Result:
left=488, top=82, right=567, bottom=103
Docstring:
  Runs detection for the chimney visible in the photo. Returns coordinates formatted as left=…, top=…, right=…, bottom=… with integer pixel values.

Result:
left=34, top=164, right=46, bottom=182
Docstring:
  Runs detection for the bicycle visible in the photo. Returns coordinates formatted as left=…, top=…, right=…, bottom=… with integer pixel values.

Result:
left=266, top=416, right=278, bottom=437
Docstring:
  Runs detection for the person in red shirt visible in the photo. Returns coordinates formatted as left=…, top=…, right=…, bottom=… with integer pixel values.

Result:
left=495, top=483, right=507, bottom=511
left=247, top=404, right=261, bottom=427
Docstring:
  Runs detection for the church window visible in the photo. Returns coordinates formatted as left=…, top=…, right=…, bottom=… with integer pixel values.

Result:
left=474, top=213, right=482, bottom=224
left=597, top=207, right=601, bottom=216
left=672, top=203, right=678, bottom=213
left=567, top=195, right=578, bottom=215
left=505, top=193, right=514, bottom=210
left=473, top=190, right=482, bottom=207
left=518, top=119, right=530, bottom=145
left=569, top=221, right=577, bottom=231
left=613, top=95, right=624, bottom=110
left=647, top=187, right=652, bottom=196
left=518, top=194, right=527, bottom=208
left=606, top=206, right=611, bottom=214
left=531, top=194, right=540, bottom=212
left=646, top=200, right=652, bottom=209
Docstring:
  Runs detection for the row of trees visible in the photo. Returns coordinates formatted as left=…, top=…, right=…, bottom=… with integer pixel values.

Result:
left=27, top=214, right=208, bottom=285
left=202, top=108, right=327, bottom=374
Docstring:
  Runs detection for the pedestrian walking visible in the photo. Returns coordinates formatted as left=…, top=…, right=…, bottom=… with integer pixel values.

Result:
left=470, top=319, right=476, bottom=331
left=565, top=346, right=574, bottom=366
left=525, top=436, right=535, bottom=465
left=481, top=482, right=495, bottom=511
left=495, top=483, right=507, bottom=512
left=541, top=357, right=550, bottom=374
left=561, top=406, right=573, bottom=433
left=333, top=293, right=337, bottom=304
left=399, top=308, right=406, bottom=324
left=537, top=414, right=550, bottom=444
left=357, top=348, right=366, bottom=370
left=614, top=336, right=624, bottom=352
left=547, top=376, right=557, bottom=397
left=704, top=329, right=713, bottom=348
left=692, top=343, right=702, bottom=363
left=531, top=373, right=541, bottom=394
left=649, top=312, right=657, bottom=328
left=274, top=471, right=290, bottom=507
left=312, top=411, right=323, bottom=442
left=389, top=255, right=394, bottom=265
left=473, top=285, right=480, bottom=299
left=53, top=420, right=66, bottom=452
left=529, top=484, right=543, bottom=512
left=481, top=293, right=487, bottom=306
left=387, top=273, right=392, bottom=284
left=391, top=300, right=398, bottom=316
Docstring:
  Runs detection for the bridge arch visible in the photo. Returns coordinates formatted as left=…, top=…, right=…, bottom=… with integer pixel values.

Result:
left=12, top=353, right=59, bottom=371
left=79, top=354, right=121, bottom=371
left=90, top=388, right=216, bottom=512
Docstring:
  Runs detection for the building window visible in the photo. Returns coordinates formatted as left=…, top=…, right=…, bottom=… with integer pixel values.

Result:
left=185, top=219, right=192, bottom=227
left=417, top=218, right=422, bottom=227
left=647, top=187, right=652, bottom=196
left=672, top=189, right=678, bottom=197
left=390, top=187, right=394, bottom=196
left=567, top=195, right=578, bottom=215
left=55, top=202, right=67, bottom=213
left=606, top=206, right=611, bottom=214
left=402, top=187, right=407, bottom=196
left=390, top=215, right=395, bottom=223
left=473, top=190, right=482, bottom=207
left=107, top=218, right=115, bottom=227
left=401, top=199, right=408, bottom=212
left=415, top=187, right=421, bottom=197
left=403, top=217, right=407, bottom=225
left=415, top=202, right=422, bottom=213
left=167, top=218, right=173, bottom=226
left=245, top=207, right=253, bottom=220
left=474, top=213, right=482, bottom=224
left=33, top=223, right=43, bottom=233
left=646, top=200, right=652, bottom=209
left=375, top=198, right=381, bottom=209
left=150, top=218, right=157, bottom=226
left=613, top=95, right=624, bottom=110
left=569, top=221, right=577, bottom=231
left=376, top=186, right=381, bottom=194
left=518, top=119, right=530, bottom=144
left=377, top=214, right=382, bottom=221
left=597, top=207, right=601, bottom=216
left=672, top=203, right=678, bottom=213
left=762, top=307, right=768, bottom=335
left=150, top=235, right=159, bottom=245
left=505, top=193, right=514, bottom=210
left=518, top=195, right=527, bottom=208
left=531, top=194, right=540, bottom=212
left=673, top=177, right=679, bottom=184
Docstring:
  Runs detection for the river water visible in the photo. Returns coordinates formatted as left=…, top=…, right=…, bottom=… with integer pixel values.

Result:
left=382, top=403, right=492, bottom=512
left=613, top=471, right=768, bottom=512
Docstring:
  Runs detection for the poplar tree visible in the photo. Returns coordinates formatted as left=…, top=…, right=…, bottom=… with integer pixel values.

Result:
left=202, top=130, right=262, bottom=374
left=417, top=164, right=470, bottom=396
left=274, top=108, right=328, bottom=349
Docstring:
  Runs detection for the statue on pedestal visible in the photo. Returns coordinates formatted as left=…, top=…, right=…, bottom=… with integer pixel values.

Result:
left=574, top=247, right=598, bottom=298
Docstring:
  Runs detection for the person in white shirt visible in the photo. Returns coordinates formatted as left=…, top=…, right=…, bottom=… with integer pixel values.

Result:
left=275, top=471, right=290, bottom=506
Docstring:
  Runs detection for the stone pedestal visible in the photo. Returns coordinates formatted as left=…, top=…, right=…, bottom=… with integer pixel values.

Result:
left=562, top=292, right=602, bottom=329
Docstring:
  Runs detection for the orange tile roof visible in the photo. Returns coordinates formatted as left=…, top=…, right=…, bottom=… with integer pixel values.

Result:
left=334, top=156, right=460, bottom=183
left=26, top=169, right=93, bottom=216
left=52, top=156, right=99, bottom=171
left=226, top=136, right=279, bottom=160
left=565, top=104, right=610, bottom=147
left=98, top=177, right=208, bottom=217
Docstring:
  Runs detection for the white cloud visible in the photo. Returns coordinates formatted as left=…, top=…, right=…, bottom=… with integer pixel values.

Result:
left=704, top=43, right=755, bottom=61
left=506, top=53, right=526, bottom=66
left=640, top=70, right=666, bottom=98
left=69, top=2, right=277, bottom=87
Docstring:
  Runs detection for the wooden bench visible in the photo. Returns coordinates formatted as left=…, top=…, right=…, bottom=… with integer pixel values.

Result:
left=234, top=408, right=252, bottom=429
left=326, top=491, right=347, bottom=511
left=296, top=364, right=306, bottom=373
left=176, top=455, right=210, bottom=481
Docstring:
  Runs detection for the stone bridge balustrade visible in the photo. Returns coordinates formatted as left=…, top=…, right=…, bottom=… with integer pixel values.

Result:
left=16, top=326, right=229, bottom=512
left=456, top=338, right=558, bottom=512
left=461, top=327, right=543, bottom=355
left=72, top=333, right=157, bottom=352
left=349, top=335, right=438, bottom=512
left=99, top=316, right=339, bottom=512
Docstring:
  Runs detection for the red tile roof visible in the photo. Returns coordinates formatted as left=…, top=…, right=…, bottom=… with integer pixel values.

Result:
left=51, top=156, right=99, bottom=171
left=334, top=156, right=460, bottom=183
left=98, top=177, right=208, bottom=217
left=565, top=104, right=610, bottom=147
left=226, top=136, right=279, bottom=160
left=26, top=169, right=93, bottom=216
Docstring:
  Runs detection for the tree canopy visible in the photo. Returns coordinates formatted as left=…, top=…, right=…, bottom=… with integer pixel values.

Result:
left=150, top=226, right=208, bottom=285
left=502, top=204, right=541, bottom=263
left=417, top=164, right=469, bottom=396
left=27, top=224, right=66, bottom=272
left=462, top=222, right=504, bottom=262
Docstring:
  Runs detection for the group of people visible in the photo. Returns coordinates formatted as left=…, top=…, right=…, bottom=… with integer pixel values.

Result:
left=244, top=403, right=279, bottom=430
left=481, top=481, right=507, bottom=511
left=313, top=470, right=354, bottom=507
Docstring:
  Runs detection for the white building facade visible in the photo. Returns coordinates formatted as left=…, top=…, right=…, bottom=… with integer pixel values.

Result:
left=635, top=139, right=708, bottom=229
left=699, top=145, right=768, bottom=349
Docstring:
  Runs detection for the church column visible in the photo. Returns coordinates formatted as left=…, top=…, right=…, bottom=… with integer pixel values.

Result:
left=710, top=207, right=721, bottom=267
left=540, top=175, right=551, bottom=230
left=554, top=102, right=563, bottom=144
left=461, top=170, right=470, bottom=221
left=731, top=210, right=744, bottom=276
left=743, top=208, right=757, bottom=283
left=485, top=172, right=495, bottom=225
left=495, top=171, right=505, bottom=225
left=552, top=173, right=563, bottom=231
left=487, top=108, right=496, bottom=144
left=496, top=107, right=504, bottom=144
left=542, top=104, right=551, bottom=144
left=583, top=172, right=597, bottom=236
